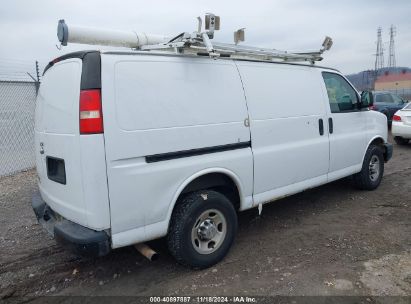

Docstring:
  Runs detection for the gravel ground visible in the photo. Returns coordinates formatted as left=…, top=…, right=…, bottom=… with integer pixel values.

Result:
left=0, top=133, right=410, bottom=301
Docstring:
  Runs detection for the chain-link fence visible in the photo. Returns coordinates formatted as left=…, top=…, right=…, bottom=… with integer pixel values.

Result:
left=0, top=81, right=38, bottom=177
left=383, top=88, right=411, bottom=101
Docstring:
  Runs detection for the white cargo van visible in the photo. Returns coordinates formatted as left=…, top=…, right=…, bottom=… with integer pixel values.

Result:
left=32, top=44, right=392, bottom=268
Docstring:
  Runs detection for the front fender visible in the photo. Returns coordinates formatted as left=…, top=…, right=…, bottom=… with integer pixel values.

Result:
left=361, top=135, right=390, bottom=165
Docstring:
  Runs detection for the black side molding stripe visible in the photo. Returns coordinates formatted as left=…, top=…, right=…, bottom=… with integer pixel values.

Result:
left=145, top=141, right=251, bottom=163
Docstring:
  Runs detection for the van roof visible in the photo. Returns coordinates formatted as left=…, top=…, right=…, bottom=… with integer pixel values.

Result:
left=44, top=50, right=340, bottom=75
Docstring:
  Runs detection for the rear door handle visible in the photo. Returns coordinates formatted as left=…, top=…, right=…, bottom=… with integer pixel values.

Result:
left=329, top=117, right=333, bottom=134
left=319, top=119, right=324, bottom=136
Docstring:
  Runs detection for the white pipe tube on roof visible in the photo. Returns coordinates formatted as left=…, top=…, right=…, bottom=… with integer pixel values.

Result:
left=57, top=20, right=168, bottom=48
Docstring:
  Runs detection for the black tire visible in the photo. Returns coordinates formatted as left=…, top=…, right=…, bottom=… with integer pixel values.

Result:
left=394, top=136, right=409, bottom=145
left=167, top=190, right=237, bottom=269
left=352, top=145, right=384, bottom=190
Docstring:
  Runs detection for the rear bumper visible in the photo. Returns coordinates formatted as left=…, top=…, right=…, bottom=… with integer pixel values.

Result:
left=383, top=143, right=393, bottom=162
left=32, top=191, right=111, bottom=257
left=392, top=122, right=411, bottom=139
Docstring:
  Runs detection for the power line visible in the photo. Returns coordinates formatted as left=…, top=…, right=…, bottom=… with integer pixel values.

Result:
left=0, top=59, right=44, bottom=83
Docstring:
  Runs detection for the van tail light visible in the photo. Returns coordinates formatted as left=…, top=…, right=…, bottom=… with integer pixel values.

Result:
left=393, top=114, right=402, bottom=122
left=79, top=89, right=104, bottom=134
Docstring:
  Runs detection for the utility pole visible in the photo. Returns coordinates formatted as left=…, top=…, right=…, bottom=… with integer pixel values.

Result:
left=373, top=27, right=384, bottom=89
left=388, top=25, right=396, bottom=68
left=374, top=27, right=384, bottom=73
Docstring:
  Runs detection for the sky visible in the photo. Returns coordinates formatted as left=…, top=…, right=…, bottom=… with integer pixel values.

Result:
left=0, top=0, right=410, bottom=76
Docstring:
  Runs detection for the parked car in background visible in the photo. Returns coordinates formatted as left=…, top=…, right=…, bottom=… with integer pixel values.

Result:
left=370, top=91, right=408, bottom=124
left=392, top=102, right=411, bottom=145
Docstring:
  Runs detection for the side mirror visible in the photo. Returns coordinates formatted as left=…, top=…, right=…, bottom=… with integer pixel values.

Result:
left=360, top=91, right=374, bottom=108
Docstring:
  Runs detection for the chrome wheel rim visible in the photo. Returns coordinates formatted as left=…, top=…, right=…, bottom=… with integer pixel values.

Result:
left=369, top=155, right=380, bottom=181
left=191, top=209, right=227, bottom=255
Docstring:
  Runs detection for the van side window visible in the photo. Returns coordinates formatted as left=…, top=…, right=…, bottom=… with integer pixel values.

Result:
left=322, top=72, right=359, bottom=113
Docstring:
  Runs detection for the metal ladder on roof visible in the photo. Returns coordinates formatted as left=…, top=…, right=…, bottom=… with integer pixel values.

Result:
left=57, top=13, right=333, bottom=64
left=140, top=13, right=333, bottom=64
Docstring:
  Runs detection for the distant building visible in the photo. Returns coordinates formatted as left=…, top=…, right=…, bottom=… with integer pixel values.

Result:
left=375, top=70, right=411, bottom=91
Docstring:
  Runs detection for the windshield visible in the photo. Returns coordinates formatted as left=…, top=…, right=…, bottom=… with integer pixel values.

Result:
left=404, top=102, right=411, bottom=110
left=375, top=93, right=394, bottom=103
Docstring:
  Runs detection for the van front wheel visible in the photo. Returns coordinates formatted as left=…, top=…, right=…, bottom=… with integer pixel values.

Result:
left=167, top=190, right=237, bottom=269
left=352, top=145, right=384, bottom=190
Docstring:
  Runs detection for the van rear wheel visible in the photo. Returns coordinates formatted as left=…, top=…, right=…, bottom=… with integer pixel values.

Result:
left=352, top=145, right=384, bottom=190
left=167, top=190, right=237, bottom=269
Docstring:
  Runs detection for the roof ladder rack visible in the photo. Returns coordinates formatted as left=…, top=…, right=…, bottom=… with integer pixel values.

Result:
left=140, top=13, right=333, bottom=63
left=57, top=13, right=333, bottom=64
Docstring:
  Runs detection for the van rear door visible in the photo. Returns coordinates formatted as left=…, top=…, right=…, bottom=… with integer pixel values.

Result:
left=35, top=52, right=110, bottom=230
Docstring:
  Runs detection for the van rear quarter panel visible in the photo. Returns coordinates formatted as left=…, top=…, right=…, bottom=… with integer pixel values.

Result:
left=101, top=54, right=253, bottom=245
